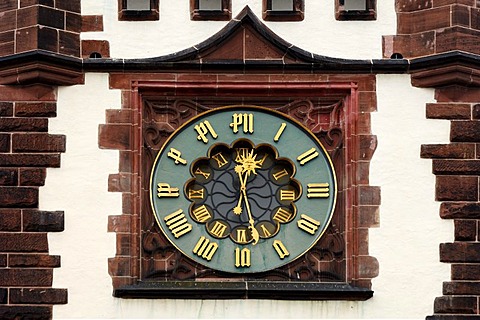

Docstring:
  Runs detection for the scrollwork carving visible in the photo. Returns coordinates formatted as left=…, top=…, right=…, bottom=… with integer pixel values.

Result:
left=276, top=100, right=316, bottom=128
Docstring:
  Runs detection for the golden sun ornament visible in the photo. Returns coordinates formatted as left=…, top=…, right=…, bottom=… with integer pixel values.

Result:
left=236, top=150, right=262, bottom=176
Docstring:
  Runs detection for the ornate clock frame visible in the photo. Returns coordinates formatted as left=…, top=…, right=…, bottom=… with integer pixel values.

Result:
left=103, top=77, right=379, bottom=300
left=102, top=7, right=379, bottom=300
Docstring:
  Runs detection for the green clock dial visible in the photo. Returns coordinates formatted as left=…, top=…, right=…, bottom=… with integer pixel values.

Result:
left=150, top=106, right=337, bottom=273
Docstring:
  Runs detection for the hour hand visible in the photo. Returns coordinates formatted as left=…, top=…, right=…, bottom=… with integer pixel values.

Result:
left=233, top=165, right=246, bottom=215
left=233, top=194, right=243, bottom=215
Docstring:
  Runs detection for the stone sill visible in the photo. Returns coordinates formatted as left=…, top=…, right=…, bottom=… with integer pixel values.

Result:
left=114, top=281, right=374, bottom=300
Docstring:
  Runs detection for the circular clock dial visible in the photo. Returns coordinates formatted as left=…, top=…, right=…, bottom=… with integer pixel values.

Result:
left=187, top=140, right=300, bottom=245
left=150, top=106, right=337, bottom=273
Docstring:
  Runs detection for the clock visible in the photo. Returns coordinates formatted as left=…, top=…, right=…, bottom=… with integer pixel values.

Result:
left=150, top=106, right=337, bottom=274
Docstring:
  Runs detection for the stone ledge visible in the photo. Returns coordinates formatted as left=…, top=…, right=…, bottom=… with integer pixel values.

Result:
left=410, top=51, right=480, bottom=87
left=0, top=50, right=83, bottom=85
left=114, top=281, right=373, bottom=300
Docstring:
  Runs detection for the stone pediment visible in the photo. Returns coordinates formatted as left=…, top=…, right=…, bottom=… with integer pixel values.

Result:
left=163, top=6, right=308, bottom=64
left=154, top=5, right=372, bottom=70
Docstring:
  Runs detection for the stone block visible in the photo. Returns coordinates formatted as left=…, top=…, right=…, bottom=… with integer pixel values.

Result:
left=0, top=233, right=48, bottom=252
left=436, top=175, right=478, bottom=201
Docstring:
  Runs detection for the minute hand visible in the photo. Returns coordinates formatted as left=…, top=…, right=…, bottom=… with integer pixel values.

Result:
left=241, top=177, right=260, bottom=245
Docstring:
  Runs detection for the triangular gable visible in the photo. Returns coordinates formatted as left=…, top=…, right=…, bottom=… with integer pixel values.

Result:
left=159, top=6, right=350, bottom=65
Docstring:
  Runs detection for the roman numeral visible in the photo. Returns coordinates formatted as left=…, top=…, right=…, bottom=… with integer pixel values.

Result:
left=188, top=188, right=204, bottom=199
left=157, top=183, right=179, bottom=198
left=235, top=248, right=251, bottom=268
left=230, top=113, right=254, bottom=134
left=273, top=207, right=293, bottom=223
left=194, top=120, right=218, bottom=144
left=307, top=183, right=330, bottom=198
left=273, top=240, right=289, bottom=259
left=235, top=148, right=251, bottom=162
left=272, top=168, right=289, bottom=181
left=280, top=190, right=296, bottom=201
left=194, top=167, right=211, bottom=179
left=297, top=147, right=319, bottom=165
left=211, top=152, right=228, bottom=168
left=273, top=122, right=287, bottom=142
left=164, top=209, right=192, bottom=239
left=260, top=224, right=272, bottom=237
left=167, top=148, right=187, bottom=165
left=193, top=236, right=218, bottom=261
left=191, top=205, right=211, bottom=223
left=297, top=214, right=321, bottom=235
left=208, top=221, right=228, bottom=238
left=236, top=229, right=248, bottom=243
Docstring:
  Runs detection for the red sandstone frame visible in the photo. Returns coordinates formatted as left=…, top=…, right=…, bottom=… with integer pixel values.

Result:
left=102, top=74, right=380, bottom=299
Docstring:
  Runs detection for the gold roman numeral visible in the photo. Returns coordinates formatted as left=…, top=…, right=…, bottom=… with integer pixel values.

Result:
left=297, top=214, right=321, bottom=235
left=260, top=224, right=272, bottom=237
left=188, top=188, right=204, bottom=200
left=167, top=148, right=187, bottom=165
left=194, top=120, right=218, bottom=144
left=307, top=183, right=330, bottom=198
left=297, top=147, right=319, bottom=165
left=272, top=168, right=289, bottom=181
left=208, top=221, right=228, bottom=238
left=191, top=205, right=211, bottom=223
left=230, top=113, right=254, bottom=134
left=235, top=248, right=251, bottom=268
left=235, top=148, right=251, bottom=162
left=211, top=152, right=228, bottom=168
left=157, top=183, right=179, bottom=198
left=273, top=122, right=287, bottom=142
left=280, top=190, right=296, bottom=201
left=273, top=207, right=293, bottom=223
left=194, top=167, right=211, bottom=179
left=164, top=209, right=192, bottom=239
left=257, top=153, right=268, bottom=166
left=236, top=229, right=248, bottom=243
left=273, top=240, right=289, bottom=259
left=193, top=236, right=218, bottom=261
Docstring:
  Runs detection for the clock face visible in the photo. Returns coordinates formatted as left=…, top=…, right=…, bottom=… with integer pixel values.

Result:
left=150, top=106, right=337, bottom=273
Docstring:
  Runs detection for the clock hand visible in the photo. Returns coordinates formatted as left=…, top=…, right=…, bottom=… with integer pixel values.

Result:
left=233, top=194, right=244, bottom=215
left=233, top=150, right=262, bottom=244
left=233, top=165, right=246, bottom=215
left=240, top=174, right=260, bottom=245
left=233, top=164, right=260, bottom=244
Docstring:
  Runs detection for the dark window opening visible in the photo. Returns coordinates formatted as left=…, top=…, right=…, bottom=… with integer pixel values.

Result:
left=336, top=0, right=376, bottom=21
left=118, top=0, right=159, bottom=21
left=190, top=0, right=232, bottom=21
left=263, top=0, right=304, bottom=21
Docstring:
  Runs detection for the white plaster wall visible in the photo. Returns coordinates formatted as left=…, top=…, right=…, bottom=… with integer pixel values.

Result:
left=42, top=74, right=452, bottom=319
left=369, top=74, right=453, bottom=317
left=81, top=0, right=396, bottom=59
left=43, top=73, right=120, bottom=318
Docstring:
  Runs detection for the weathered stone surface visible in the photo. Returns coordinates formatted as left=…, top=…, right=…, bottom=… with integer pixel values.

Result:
left=440, top=202, right=480, bottom=219
left=10, top=288, right=67, bottom=304
left=23, top=210, right=64, bottom=232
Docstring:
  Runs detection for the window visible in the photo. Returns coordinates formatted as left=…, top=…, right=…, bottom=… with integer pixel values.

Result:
left=118, top=0, right=159, bottom=21
left=190, top=0, right=231, bottom=21
left=263, top=0, right=304, bottom=21
left=336, top=0, right=376, bottom=21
